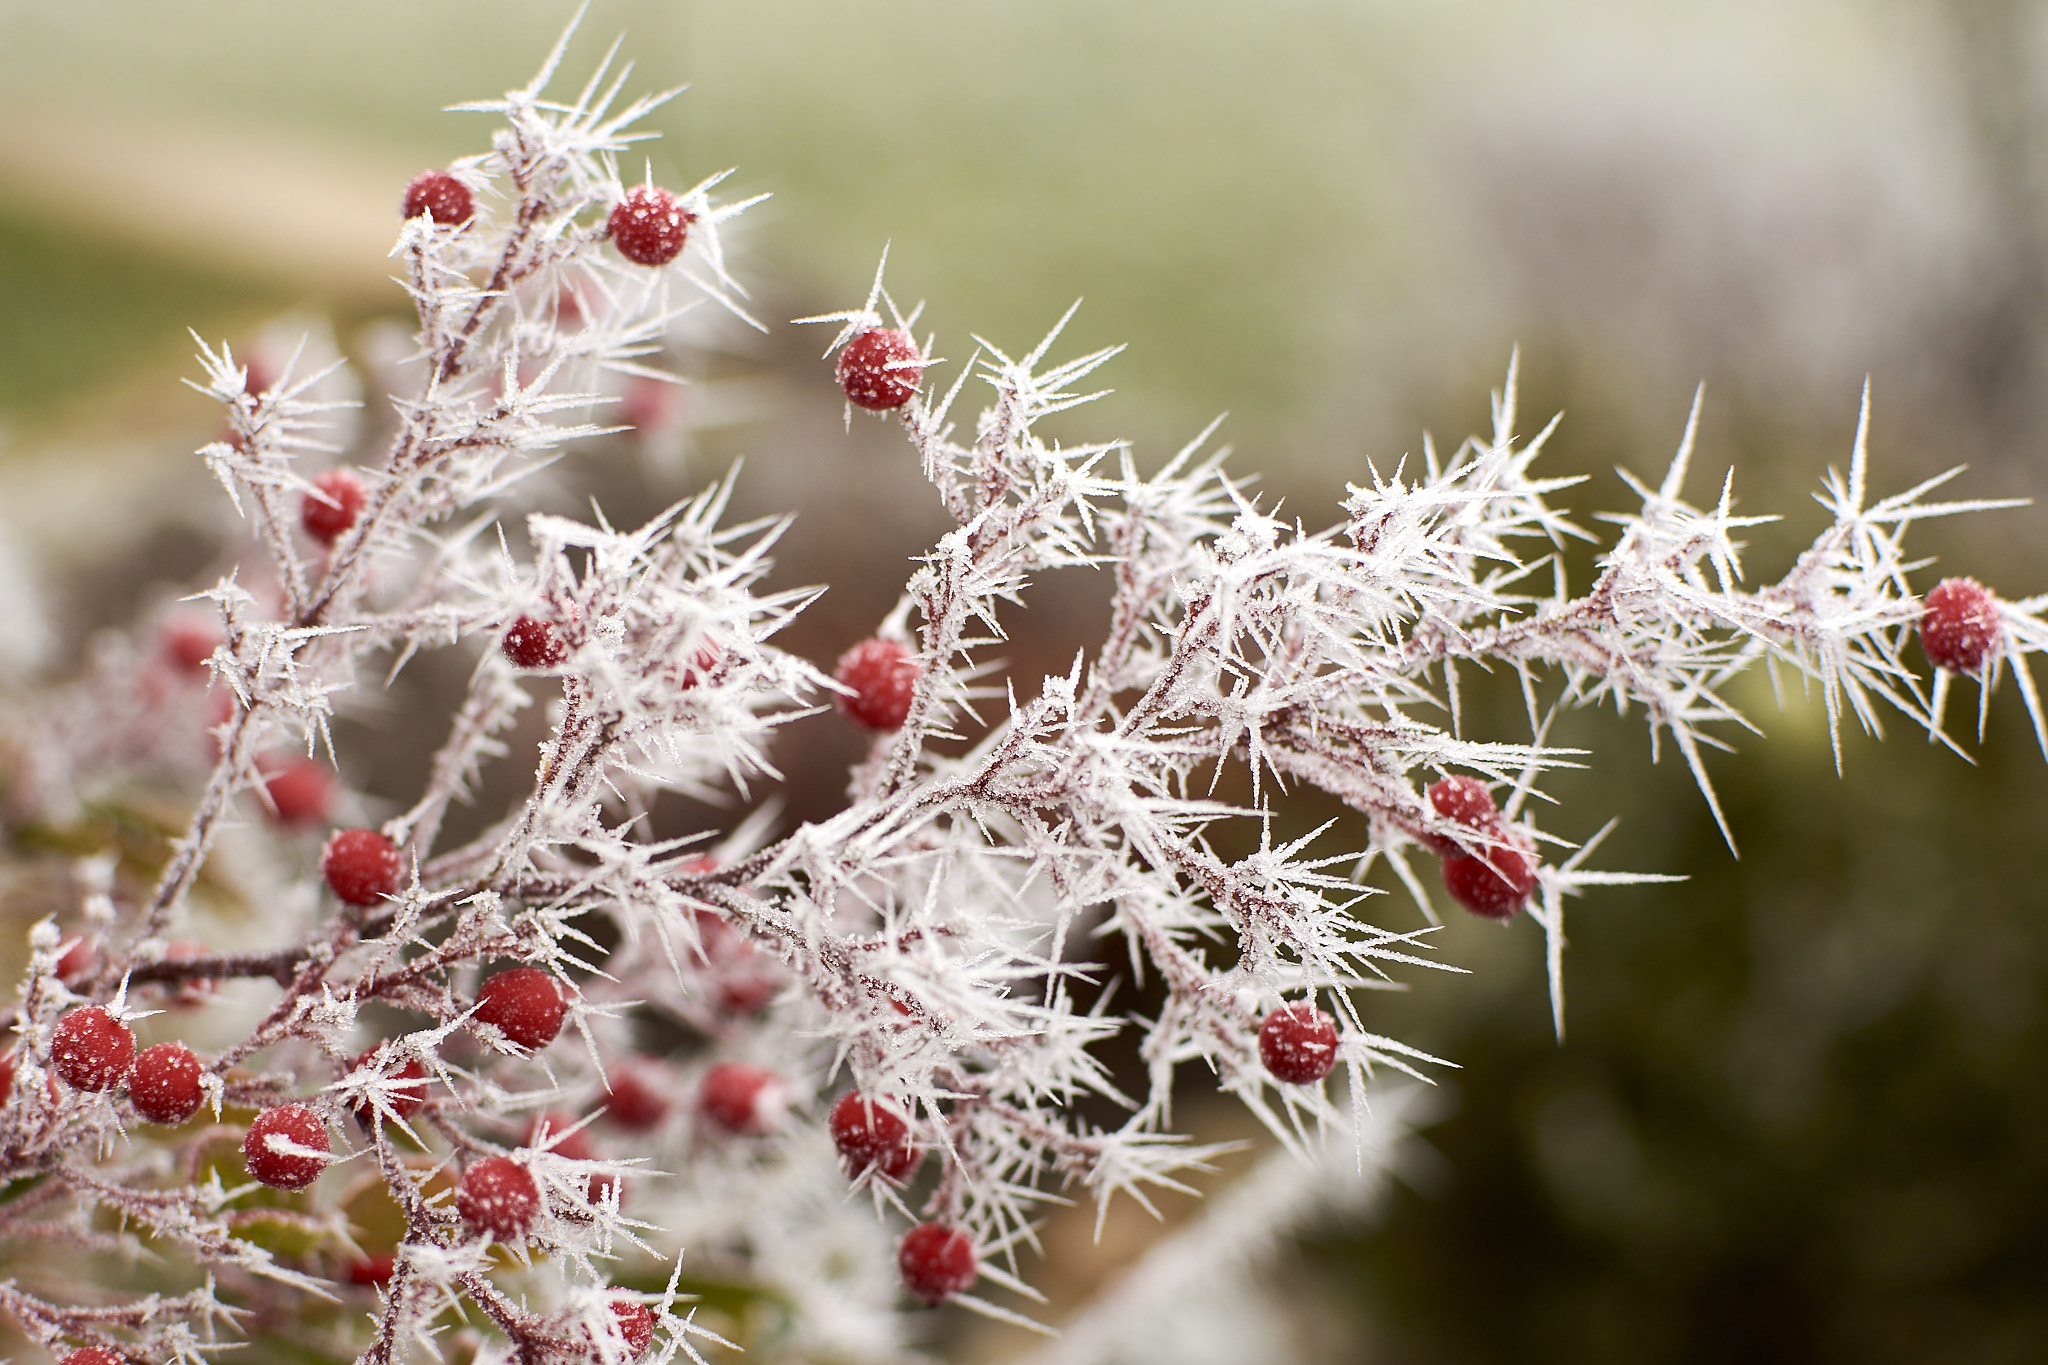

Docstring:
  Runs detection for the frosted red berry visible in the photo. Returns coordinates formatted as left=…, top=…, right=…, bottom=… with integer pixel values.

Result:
left=837, top=328, right=922, bottom=411
left=402, top=170, right=473, bottom=226
left=608, top=185, right=693, bottom=267
left=456, top=1156, right=540, bottom=1241
left=604, top=1065, right=671, bottom=1131
left=301, top=468, right=367, bottom=546
left=834, top=637, right=920, bottom=731
left=260, top=756, right=332, bottom=825
left=528, top=1111, right=597, bottom=1162
left=698, top=1062, right=782, bottom=1135
left=608, top=1297, right=656, bottom=1358
left=345, top=1254, right=396, bottom=1287
left=323, top=827, right=403, bottom=906
left=349, top=1044, right=429, bottom=1125
left=1442, top=842, right=1536, bottom=920
left=1920, top=577, right=2001, bottom=675
left=829, top=1092, right=922, bottom=1181
left=51, top=1005, right=136, bottom=1092
left=502, top=615, right=568, bottom=669
left=898, top=1222, right=977, bottom=1304
left=59, top=1351, right=124, bottom=1365
left=163, top=618, right=219, bottom=674
left=473, top=967, right=568, bottom=1050
left=55, top=935, right=98, bottom=985
left=242, top=1104, right=331, bottom=1190
left=1258, top=1002, right=1340, bottom=1085
left=130, top=1041, right=204, bottom=1125
left=1420, top=774, right=1499, bottom=854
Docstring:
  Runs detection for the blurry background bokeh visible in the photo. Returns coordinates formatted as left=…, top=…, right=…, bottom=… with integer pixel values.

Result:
left=3, top=1, right=2047, bottom=1361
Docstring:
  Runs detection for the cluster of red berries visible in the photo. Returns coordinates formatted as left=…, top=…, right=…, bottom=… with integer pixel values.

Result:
left=1420, top=775, right=1536, bottom=920
left=1920, top=576, right=2002, bottom=676
left=836, top=328, right=923, bottom=411
left=834, top=637, right=920, bottom=731
left=608, top=184, right=694, bottom=267
left=42, top=1006, right=208, bottom=1125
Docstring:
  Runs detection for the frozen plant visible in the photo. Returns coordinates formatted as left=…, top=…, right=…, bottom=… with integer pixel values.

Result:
left=4, top=14, right=2048, bottom=1365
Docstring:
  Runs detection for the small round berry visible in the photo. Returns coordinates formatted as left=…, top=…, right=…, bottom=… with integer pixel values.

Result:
left=1258, top=1002, right=1340, bottom=1086
left=349, top=1044, right=430, bottom=1126
left=898, top=1222, right=977, bottom=1304
left=698, top=1062, right=783, bottom=1135
left=1420, top=775, right=1499, bottom=853
left=260, top=756, right=333, bottom=825
left=402, top=170, right=474, bottom=226
left=603, top=1065, right=672, bottom=1131
left=1920, top=577, right=2001, bottom=676
left=345, top=1253, right=396, bottom=1287
left=163, top=618, right=219, bottom=674
left=473, top=967, right=568, bottom=1051
left=608, top=1296, right=656, bottom=1358
left=242, top=1104, right=332, bottom=1190
left=323, top=828, right=403, bottom=906
left=456, top=1156, right=540, bottom=1242
left=608, top=185, right=693, bottom=267
left=50, top=1006, right=136, bottom=1092
left=530, top=1114, right=615, bottom=1205
left=130, top=1041, right=205, bottom=1125
left=55, top=935, right=99, bottom=986
left=836, top=328, right=923, bottom=411
left=834, top=637, right=920, bottom=731
left=1442, top=843, right=1537, bottom=920
left=59, top=1350, right=124, bottom=1365
left=502, top=615, right=569, bottom=670
left=301, top=468, right=367, bottom=546
left=829, top=1092, right=922, bottom=1181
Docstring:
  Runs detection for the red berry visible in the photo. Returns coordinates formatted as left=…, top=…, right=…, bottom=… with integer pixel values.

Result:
left=527, top=1111, right=597, bottom=1162
left=609, top=1296, right=656, bottom=1358
left=689, top=909, right=779, bottom=1014
left=323, top=828, right=403, bottom=906
left=829, top=1092, right=921, bottom=1181
left=698, top=1062, right=783, bottom=1135
left=242, top=1104, right=331, bottom=1190
left=473, top=968, right=568, bottom=1050
left=402, top=170, right=474, bottom=226
left=260, top=755, right=332, bottom=825
left=1258, top=1002, right=1340, bottom=1085
left=349, top=1044, right=430, bottom=1125
left=1920, top=577, right=2001, bottom=675
left=59, top=1351, right=124, bottom=1365
left=603, top=1065, right=671, bottom=1131
left=1419, top=775, right=1498, bottom=853
left=0, top=1051, right=14, bottom=1107
left=608, top=185, right=693, bottom=267
left=836, top=328, right=922, bottom=411
left=301, top=468, right=367, bottom=546
left=163, top=618, right=219, bottom=674
left=55, top=935, right=98, bottom=985
left=130, top=1041, right=204, bottom=1125
left=50, top=1006, right=136, bottom=1092
left=898, top=1222, right=977, bottom=1304
left=1442, top=842, right=1536, bottom=920
left=502, top=615, right=568, bottom=670
left=834, top=637, right=920, bottom=731
left=456, top=1156, right=540, bottom=1241
left=345, top=1254, right=396, bottom=1287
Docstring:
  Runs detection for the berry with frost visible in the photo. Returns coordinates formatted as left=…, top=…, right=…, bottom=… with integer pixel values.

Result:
left=898, top=1222, right=977, bottom=1304
left=690, top=909, right=779, bottom=1013
left=608, top=185, right=692, bottom=266
left=829, top=1092, right=921, bottom=1181
left=1920, top=576, right=2002, bottom=675
left=530, top=1113, right=615, bottom=1203
left=1258, top=1002, right=1340, bottom=1085
left=603, top=1065, right=671, bottom=1131
left=834, top=637, right=919, bottom=731
left=349, top=1044, right=429, bottom=1125
left=402, top=170, right=473, bottom=225
left=322, top=827, right=403, bottom=906
left=259, top=755, right=332, bottom=824
left=608, top=1297, right=655, bottom=1359
left=473, top=967, right=568, bottom=1050
left=50, top=1005, right=136, bottom=1092
left=60, top=1351, right=124, bottom=1365
left=130, top=1041, right=204, bottom=1125
left=1421, top=774, right=1499, bottom=853
left=1442, top=841, right=1537, bottom=920
left=456, top=1156, right=540, bottom=1241
left=698, top=1062, right=783, bottom=1135
left=242, top=1104, right=331, bottom=1190
left=502, top=615, right=568, bottom=670
left=836, top=328, right=922, bottom=411
left=301, top=468, right=367, bottom=546
left=55, top=935, right=98, bottom=985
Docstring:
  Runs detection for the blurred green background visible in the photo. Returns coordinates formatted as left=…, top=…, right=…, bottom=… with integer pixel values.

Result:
left=3, top=2, right=2048, bottom=1362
